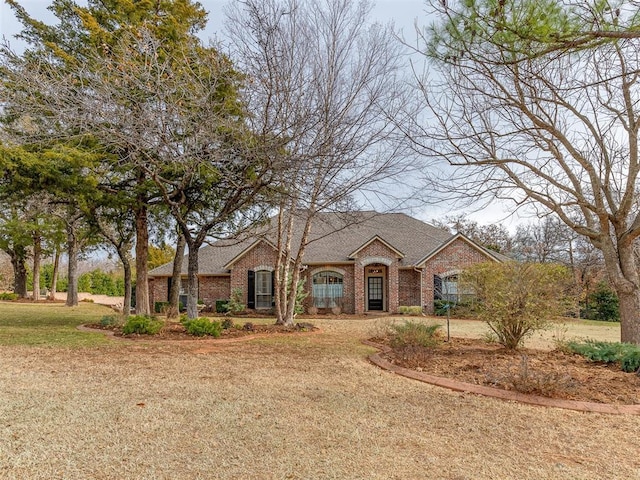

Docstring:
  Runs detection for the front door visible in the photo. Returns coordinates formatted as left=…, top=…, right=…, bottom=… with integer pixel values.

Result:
left=367, top=277, right=384, bottom=311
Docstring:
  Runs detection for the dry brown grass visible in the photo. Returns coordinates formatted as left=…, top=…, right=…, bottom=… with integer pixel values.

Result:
left=0, top=315, right=638, bottom=479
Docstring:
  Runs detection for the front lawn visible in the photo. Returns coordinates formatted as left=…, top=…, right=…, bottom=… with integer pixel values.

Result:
left=0, top=301, right=115, bottom=347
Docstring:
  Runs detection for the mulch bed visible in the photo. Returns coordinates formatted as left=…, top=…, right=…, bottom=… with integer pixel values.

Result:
left=374, top=336, right=640, bottom=405
left=86, top=320, right=317, bottom=341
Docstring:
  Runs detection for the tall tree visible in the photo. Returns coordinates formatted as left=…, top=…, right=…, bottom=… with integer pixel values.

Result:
left=412, top=0, right=640, bottom=343
left=226, top=0, right=417, bottom=325
left=1, top=0, right=211, bottom=315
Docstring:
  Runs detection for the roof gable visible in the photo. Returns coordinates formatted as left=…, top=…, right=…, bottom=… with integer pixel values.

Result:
left=416, top=233, right=503, bottom=267
left=348, top=235, right=405, bottom=259
left=223, top=238, right=278, bottom=269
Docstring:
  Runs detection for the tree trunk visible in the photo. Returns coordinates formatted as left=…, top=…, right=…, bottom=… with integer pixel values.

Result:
left=167, top=233, right=186, bottom=319
left=134, top=203, right=150, bottom=315
left=48, top=246, right=60, bottom=301
left=32, top=233, right=42, bottom=301
left=115, top=246, right=132, bottom=316
left=186, top=245, right=199, bottom=320
left=66, top=226, right=79, bottom=307
left=603, top=239, right=640, bottom=344
left=617, top=289, right=640, bottom=344
left=10, top=248, right=28, bottom=298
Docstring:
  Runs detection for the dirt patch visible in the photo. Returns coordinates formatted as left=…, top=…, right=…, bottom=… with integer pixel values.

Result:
left=375, top=336, right=640, bottom=405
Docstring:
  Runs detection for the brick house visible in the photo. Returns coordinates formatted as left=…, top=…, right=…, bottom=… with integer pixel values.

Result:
left=148, top=211, right=505, bottom=314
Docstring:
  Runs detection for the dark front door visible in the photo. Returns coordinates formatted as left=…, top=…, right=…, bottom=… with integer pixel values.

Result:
left=367, top=277, right=384, bottom=311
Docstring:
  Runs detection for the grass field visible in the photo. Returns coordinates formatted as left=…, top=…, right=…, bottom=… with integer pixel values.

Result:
left=0, top=303, right=637, bottom=479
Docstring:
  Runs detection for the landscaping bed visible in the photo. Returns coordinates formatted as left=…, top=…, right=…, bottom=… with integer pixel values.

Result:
left=86, top=318, right=317, bottom=340
left=373, top=336, right=640, bottom=405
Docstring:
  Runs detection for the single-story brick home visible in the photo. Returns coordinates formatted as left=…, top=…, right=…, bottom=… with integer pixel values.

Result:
left=148, top=211, right=506, bottom=314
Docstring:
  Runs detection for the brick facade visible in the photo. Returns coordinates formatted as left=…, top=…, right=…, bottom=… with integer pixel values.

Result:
left=398, top=269, right=421, bottom=307
left=199, top=276, right=231, bottom=306
left=421, top=238, right=495, bottom=314
left=149, top=233, right=499, bottom=316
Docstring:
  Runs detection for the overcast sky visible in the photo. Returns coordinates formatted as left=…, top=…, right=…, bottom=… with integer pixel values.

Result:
left=1, top=0, right=431, bottom=49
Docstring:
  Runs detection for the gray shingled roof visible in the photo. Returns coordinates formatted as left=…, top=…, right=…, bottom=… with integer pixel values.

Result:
left=149, top=211, right=476, bottom=276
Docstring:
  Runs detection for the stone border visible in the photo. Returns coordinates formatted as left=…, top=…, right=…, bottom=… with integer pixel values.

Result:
left=363, top=340, right=640, bottom=415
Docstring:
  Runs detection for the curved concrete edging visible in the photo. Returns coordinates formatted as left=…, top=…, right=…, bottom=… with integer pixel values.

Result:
left=362, top=340, right=640, bottom=415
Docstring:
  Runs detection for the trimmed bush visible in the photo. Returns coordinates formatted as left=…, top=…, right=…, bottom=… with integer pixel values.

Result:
left=389, top=321, right=442, bottom=348
left=0, top=292, right=19, bottom=301
left=399, top=305, right=423, bottom=316
left=100, top=315, right=119, bottom=327
left=183, top=317, right=222, bottom=337
left=567, top=340, right=640, bottom=373
left=216, top=300, right=229, bottom=313
left=122, top=315, right=163, bottom=335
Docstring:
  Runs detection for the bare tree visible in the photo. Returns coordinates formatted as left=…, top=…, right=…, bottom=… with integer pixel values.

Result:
left=411, top=0, right=640, bottom=343
left=226, top=0, right=418, bottom=325
left=432, top=214, right=513, bottom=253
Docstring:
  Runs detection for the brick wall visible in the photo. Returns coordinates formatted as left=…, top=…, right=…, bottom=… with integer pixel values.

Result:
left=398, top=269, right=421, bottom=306
left=422, top=238, right=497, bottom=313
left=199, top=276, right=231, bottom=306
left=230, top=241, right=279, bottom=308
left=149, top=277, right=168, bottom=307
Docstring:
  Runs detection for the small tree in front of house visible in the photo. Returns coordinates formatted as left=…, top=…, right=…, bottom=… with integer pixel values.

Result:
left=462, top=262, right=574, bottom=349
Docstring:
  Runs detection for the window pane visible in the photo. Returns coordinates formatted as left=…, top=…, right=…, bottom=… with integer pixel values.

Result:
left=312, top=271, right=343, bottom=307
left=255, top=271, right=272, bottom=308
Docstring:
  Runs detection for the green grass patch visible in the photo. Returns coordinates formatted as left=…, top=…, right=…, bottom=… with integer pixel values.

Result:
left=0, top=302, right=115, bottom=347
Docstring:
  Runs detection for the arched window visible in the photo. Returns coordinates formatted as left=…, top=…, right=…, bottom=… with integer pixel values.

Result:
left=312, top=271, right=344, bottom=308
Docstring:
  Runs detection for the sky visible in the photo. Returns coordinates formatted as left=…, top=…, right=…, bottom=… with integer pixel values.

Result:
left=1, top=0, right=431, bottom=47
left=0, top=0, right=520, bottom=229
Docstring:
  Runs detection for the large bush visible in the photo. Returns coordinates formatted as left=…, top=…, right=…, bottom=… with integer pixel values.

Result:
left=582, top=282, right=620, bottom=322
left=461, top=262, right=574, bottom=349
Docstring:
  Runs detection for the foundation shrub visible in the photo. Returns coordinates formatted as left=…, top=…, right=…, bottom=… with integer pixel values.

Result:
left=225, top=288, right=245, bottom=314
left=399, top=306, right=423, bottom=316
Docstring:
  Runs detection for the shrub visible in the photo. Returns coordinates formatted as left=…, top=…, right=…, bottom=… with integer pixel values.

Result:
left=225, top=288, right=245, bottom=314
left=183, top=317, right=222, bottom=337
left=122, top=315, right=163, bottom=335
left=399, top=305, right=423, bottom=316
left=154, top=301, right=170, bottom=314
left=582, top=282, right=620, bottom=322
left=100, top=315, right=119, bottom=327
left=243, top=322, right=255, bottom=331
left=0, top=292, right=19, bottom=301
left=461, top=262, right=574, bottom=349
left=216, top=300, right=229, bottom=313
left=567, top=340, right=640, bottom=373
left=389, top=321, right=442, bottom=348
left=221, top=318, right=234, bottom=330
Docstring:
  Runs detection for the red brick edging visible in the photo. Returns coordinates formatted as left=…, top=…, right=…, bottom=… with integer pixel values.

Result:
left=362, top=340, right=640, bottom=415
